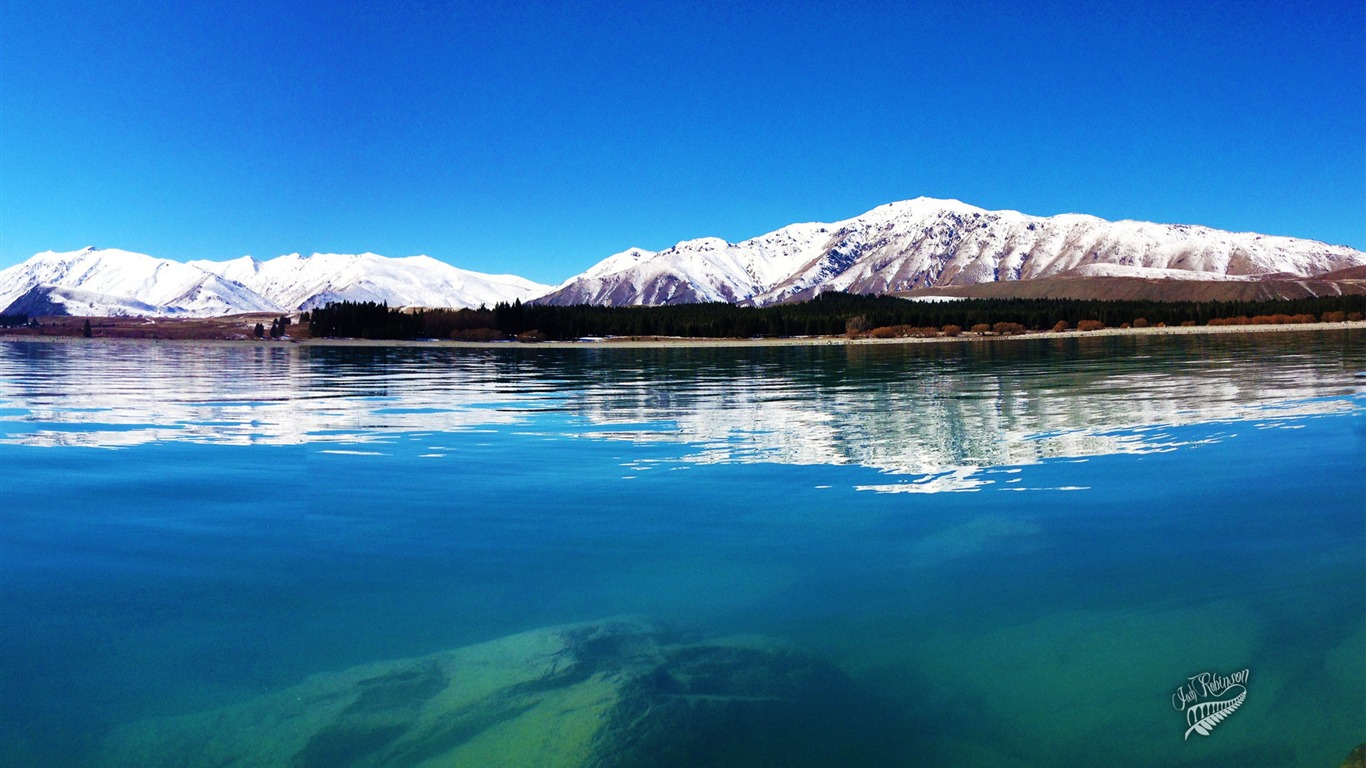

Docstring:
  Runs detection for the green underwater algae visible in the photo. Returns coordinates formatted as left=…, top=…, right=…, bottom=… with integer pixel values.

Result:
left=100, top=618, right=902, bottom=768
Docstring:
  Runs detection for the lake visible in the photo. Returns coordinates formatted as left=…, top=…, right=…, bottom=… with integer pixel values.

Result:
left=0, top=331, right=1362, bottom=767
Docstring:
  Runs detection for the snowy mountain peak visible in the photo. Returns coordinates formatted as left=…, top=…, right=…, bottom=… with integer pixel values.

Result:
left=872, top=196, right=985, bottom=217
left=562, top=248, right=659, bottom=290
left=674, top=237, right=730, bottom=251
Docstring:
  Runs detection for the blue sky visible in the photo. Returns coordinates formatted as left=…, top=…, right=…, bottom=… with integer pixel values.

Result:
left=2, top=0, right=1362, bottom=283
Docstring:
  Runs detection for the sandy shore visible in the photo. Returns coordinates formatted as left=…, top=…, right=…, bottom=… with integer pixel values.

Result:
left=3, top=320, right=1362, bottom=349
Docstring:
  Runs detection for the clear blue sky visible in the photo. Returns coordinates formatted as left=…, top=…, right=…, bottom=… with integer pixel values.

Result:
left=2, top=0, right=1362, bottom=283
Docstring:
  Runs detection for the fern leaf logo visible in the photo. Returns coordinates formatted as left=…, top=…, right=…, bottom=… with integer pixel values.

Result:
left=1183, top=685, right=1246, bottom=740
left=1172, top=668, right=1250, bottom=740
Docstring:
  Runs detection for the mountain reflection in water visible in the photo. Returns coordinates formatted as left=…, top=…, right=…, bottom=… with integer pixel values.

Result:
left=2, top=334, right=1358, bottom=481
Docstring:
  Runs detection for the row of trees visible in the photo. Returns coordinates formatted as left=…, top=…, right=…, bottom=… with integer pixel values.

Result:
left=308, top=293, right=1366, bottom=341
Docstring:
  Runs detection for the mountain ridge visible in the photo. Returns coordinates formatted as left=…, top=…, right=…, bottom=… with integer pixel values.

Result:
left=537, top=198, right=1366, bottom=307
left=4, top=198, right=1363, bottom=317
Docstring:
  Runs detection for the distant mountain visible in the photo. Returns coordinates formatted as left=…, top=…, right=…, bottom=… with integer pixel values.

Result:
left=538, top=227, right=833, bottom=306
left=0, top=248, right=551, bottom=317
left=536, top=198, right=1366, bottom=306
left=188, top=252, right=549, bottom=312
left=0, top=248, right=282, bottom=317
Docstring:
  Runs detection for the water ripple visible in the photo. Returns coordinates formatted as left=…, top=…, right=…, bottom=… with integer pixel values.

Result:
left=1, top=333, right=1361, bottom=478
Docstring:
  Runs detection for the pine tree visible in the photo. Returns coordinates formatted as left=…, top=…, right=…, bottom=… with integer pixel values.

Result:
left=82, top=319, right=93, bottom=338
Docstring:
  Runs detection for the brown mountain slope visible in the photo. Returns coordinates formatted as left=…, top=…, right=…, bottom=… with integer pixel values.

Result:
left=895, top=275, right=1366, bottom=302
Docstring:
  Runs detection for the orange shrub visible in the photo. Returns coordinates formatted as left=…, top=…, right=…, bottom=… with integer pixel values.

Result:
left=1322, top=311, right=1348, bottom=323
left=873, top=325, right=940, bottom=339
left=970, top=323, right=991, bottom=334
left=941, top=324, right=962, bottom=337
left=1077, top=320, right=1105, bottom=332
left=1052, top=320, right=1069, bottom=332
left=1132, top=318, right=1149, bottom=328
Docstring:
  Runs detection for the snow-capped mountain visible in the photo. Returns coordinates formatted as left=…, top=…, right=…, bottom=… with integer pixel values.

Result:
left=0, top=248, right=551, bottom=317
left=537, top=198, right=1366, bottom=306
left=0, top=248, right=283, bottom=317
left=541, top=225, right=834, bottom=305
left=189, top=252, right=549, bottom=312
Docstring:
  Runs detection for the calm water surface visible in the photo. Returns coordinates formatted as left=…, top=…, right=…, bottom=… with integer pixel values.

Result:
left=0, top=332, right=1362, bottom=767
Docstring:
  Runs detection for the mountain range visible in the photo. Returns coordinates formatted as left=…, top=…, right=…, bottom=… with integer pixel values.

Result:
left=3, top=198, right=1363, bottom=317
left=0, top=249, right=550, bottom=318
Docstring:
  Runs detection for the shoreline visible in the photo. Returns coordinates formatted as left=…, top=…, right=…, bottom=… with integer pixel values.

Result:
left=2, top=320, right=1362, bottom=349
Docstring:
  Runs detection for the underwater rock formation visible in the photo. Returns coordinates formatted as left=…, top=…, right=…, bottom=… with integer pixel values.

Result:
left=101, top=618, right=892, bottom=768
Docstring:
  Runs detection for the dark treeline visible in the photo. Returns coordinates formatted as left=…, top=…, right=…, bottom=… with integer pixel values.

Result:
left=0, top=313, right=28, bottom=328
left=307, top=293, right=1366, bottom=341
left=308, top=301, right=479, bottom=340
left=305, top=302, right=421, bottom=339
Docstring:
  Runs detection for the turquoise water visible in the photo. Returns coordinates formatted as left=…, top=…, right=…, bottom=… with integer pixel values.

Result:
left=0, top=332, right=1362, bottom=767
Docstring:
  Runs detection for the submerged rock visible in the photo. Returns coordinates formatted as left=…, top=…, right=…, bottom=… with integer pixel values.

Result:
left=101, top=618, right=893, bottom=768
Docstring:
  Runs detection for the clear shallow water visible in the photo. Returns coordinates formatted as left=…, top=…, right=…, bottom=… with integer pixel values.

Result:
left=0, top=332, right=1362, bottom=767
